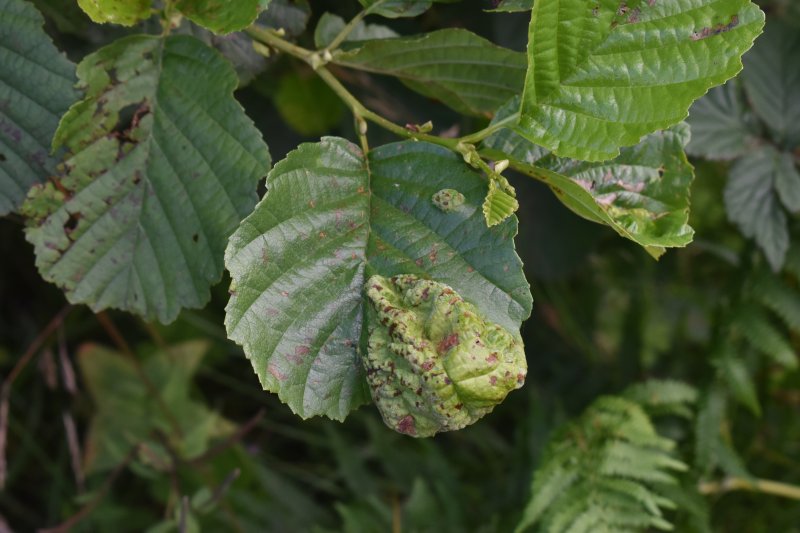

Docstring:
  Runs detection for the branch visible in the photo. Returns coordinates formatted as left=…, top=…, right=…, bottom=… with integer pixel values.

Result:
left=698, top=477, right=800, bottom=501
left=246, top=26, right=508, bottom=151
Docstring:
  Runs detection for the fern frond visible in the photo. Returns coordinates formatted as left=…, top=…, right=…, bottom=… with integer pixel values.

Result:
left=623, top=380, right=698, bottom=418
left=516, top=396, right=685, bottom=533
left=734, top=307, right=798, bottom=369
left=753, top=272, right=800, bottom=333
left=714, top=350, right=761, bottom=416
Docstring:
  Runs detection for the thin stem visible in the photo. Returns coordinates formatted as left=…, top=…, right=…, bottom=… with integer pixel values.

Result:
left=698, top=477, right=800, bottom=501
left=247, top=26, right=506, bottom=152
left=246, top=26, right=314, bottom=64
left=459, top=112, right=519, bottom=144
left=325, top=9, right=368, bottom=51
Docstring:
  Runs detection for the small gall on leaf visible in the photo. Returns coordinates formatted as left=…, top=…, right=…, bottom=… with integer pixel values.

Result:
left=363, top=274, right=527, bottom=438
left=432, top=188, right=465, bottom=213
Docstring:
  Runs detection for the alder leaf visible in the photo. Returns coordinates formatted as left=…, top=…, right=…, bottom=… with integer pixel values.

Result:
left=314, top=12, right=397, bottom=48
left=175, top=0, right=268, bottom=34
left=483, top=99, right=694, bottom=257
left=358, top=0, right=452, bottom=18
left=333, top=29, right=526, bottom=117
left=517, top=0, right=765, bottom=161
left=225, top=138, right=531, bottom=421
left=22, top=35, right=271, bottom=323
left=77, top=0, right=152, bottom=26
left=0, top=0, right=78, bottom=216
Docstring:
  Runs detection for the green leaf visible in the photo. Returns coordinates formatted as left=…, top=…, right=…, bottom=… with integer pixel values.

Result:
left=623, top=379, right=698, bottom=419
left=516, top=396, right=684, bottom=533
left=724, top=146, right=789, bottom=271
left=486, top=0, right=532, bottom=13
left=686, top=80, right=760, bottom=160
left=517, top=0, right=765, bottom=161
left=741, top=20, right=800, bottom=148
left=734, top=306, right=798, bottom=369
left=314, top=12, right=397, bottom=49
left=77, top=0, right=152, bottom=26
left=714, top=349, right=760, bottom=416
left=273, top=71, right=346, bottom=136
left=78, top=341, right=233, bottom=474
left=333, top=29, right=526, bottom=116
left=483, top=99, right=695, bottom=256
left=0, top=0, right=77, bottom=216
left=175, top=0, right=266, bottom=34
left=259, top=0, right=310, bottom=37
left=22, top=35, right=270, bottom=323
left=225, top=137, right=531, bottom=420
left=482, top=179, right=519, bottom=227
left=358, top=0, right=432, bottom=18
left=774, top=151, right=800, bottom=212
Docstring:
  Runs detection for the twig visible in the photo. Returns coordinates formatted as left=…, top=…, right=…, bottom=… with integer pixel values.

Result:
left=698, top=477, right=800, bottom=500
left=38, top=444, right=140, bottom=533
left=0, top=305, right=72, bottom=489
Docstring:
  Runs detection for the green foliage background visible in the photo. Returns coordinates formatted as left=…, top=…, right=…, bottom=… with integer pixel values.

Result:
left=1, top=0, right=799, bottom=531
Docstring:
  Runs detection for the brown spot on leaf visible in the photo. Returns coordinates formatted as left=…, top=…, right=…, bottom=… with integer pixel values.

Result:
left=268, top=363, right=287, bottom=381
left=397, top=415, right=416, bottom=436
left=489, top=376, right=498, bottom=386
left=437, top=333, right=459, bottom=353
left=691, top=15, right=739, bottom=40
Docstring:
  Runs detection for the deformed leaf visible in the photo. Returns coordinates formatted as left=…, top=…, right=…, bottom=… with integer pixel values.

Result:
left=79, top=341, right=233, bottom=474
left=364, top=274, right=526, bottom=437
left=0, top=0, right=78, bottom=216
left=333, top=29, right=526, bottom=116
left=22, top=35, right=271, bottom=323
left=175, top=0, right=267, bottom=34
left=517, top=0, right=765, bottom=161
left=77, top=0, right=152, bottom=26
left=225, top=137, right=531, bottom=421
left=483, top=99, right=695, bottom=256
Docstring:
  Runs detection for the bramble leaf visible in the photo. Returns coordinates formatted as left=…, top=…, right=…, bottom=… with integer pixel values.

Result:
left=741, top=20, right=800, bottom=148
left=333, top=29, right=526, bottom=116
left=22, top=35, right=270, bottom=323
left=687, top=81, right=760, bottom=161
left=517, top=0, right=765, bottom=161
left=0, top=0, right=77, bottom=215
left=724, top=146, right=791, bottom=271
left=225, top=138, right=531, bottom=421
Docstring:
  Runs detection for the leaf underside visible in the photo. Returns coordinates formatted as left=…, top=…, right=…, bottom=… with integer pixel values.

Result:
left=225, top=137, right=531, bottom=420
left=23, top=35, right=271, bottom=323
left=484, top=99, right=695, bottom=256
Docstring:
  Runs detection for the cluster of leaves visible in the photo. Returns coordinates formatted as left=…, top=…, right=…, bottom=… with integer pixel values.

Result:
left=3, top=0, right=800, bottom=531
left=687, top=20, right=800, bottom=270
